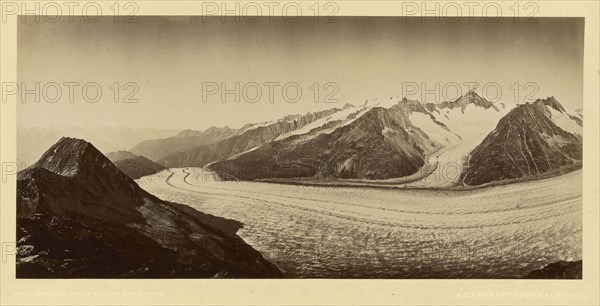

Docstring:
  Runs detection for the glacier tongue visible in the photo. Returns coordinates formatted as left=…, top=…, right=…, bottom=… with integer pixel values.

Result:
left=218, top=92, right=522, bottom=187
left=434, top=101, right=514, bottom=141
left=404, top=99, right=519, bottom=187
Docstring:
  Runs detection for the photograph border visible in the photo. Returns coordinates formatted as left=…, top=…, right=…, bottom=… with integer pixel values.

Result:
left=1, top=1, right=598, bottom=305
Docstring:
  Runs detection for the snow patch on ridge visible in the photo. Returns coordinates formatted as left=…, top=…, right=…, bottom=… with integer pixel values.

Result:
left=328, top=107, right=373, bottom=133
left=404, top=100, right=518, bottom=187
left=227, top=146, right=259, bottom=160
left=276, top=97, right=408, bottom=142
left=381, top=126, right=397, bottom=136
left=364, top=97, right=403, bottom=110
left=275, top=108, right=347, bottom=141
left=548, top=108, right=582, bottom=136
left=236, top=121, right=276, bottom=134
left=300, top=106, right=373, bottom=139
left=409, top=112, right=460, bottom=146
left=434, top=102, right=513, bottom=142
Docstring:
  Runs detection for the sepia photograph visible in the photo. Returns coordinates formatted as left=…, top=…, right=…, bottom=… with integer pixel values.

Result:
left=1, top=1, right=599, bottom=305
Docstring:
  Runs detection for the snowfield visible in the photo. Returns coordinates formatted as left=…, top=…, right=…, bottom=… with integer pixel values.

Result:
left=408, top=102, right=515, bottom=187
left=408, top=112, right=460, bottom=147
left=548, top=107, right=583, bottom=136
left=137, top=168, right=582, bottom=278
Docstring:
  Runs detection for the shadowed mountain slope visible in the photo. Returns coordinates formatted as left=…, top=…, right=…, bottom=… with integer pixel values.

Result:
left=209, top=98, right=458, bottom=180
left=107, top=150, right=166, bottom=179
left=16, top=137, right=282, bottom=278
left=460, top=97, right=582, bottom=186
left=130, top=126, right=236, bottom=162
left=159, top=108, right=342, bottom=167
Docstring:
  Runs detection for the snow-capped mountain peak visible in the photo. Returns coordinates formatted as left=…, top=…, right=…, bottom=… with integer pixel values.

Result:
left=535, top=96, right=566, bottom=113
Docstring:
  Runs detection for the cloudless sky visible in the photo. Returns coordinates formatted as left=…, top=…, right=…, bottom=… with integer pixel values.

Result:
left=18, top=17, right=584, bottom=130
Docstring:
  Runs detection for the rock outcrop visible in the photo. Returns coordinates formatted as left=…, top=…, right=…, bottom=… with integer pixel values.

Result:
left=16, top=137, right=282, bottom=278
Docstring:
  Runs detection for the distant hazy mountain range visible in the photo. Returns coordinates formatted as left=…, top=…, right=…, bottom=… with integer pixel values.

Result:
left=17, top=126, right=180, bottom=166
left=130, top=126, right=238, bottom=161
left=157, top=108, right=342, bottom=168
left=18, top=91, right=582, bottom=187
left=123, top=91, right=581, bottom=186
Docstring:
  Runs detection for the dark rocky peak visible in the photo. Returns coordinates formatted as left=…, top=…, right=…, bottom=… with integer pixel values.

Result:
left=16, top=139, right=283, bottom=278
left=391, top=97, right=428, bottom=114
left=432, top=90, right=498, bottom=112
left=33, top=137, right=133, bottom=185
left=460, top=99, right=582, bottom=186
left=401, top=97, right=422, bottom=105
left=491, top=100, right=580, bottom=141
left=502, top=102, right=552, bottom=122
left=534, top=96, right=566, bottom=113
left=464, top=89, right=478, bottom=98
left=19, top=137, right=144, bottom=220
left=423, top=102, right=437, bottom=113
left=281, top=114, right=303, bottom=123
left=454, top=90, right=497, bottom=109
left=35, top=137, right=103, bottom=176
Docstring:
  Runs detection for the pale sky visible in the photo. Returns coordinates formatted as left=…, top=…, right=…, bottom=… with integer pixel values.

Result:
left=18, top=17, right=584, bottom=130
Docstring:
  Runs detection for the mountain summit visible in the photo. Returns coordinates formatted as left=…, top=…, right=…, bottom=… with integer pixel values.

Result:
left=209, top=98, right=459, bottom=180
left=536, top=96, right=566, bottom=113
left=460, top=98, right=582, bottom=185
left=436, top=90, right=498, bottom=112
left=158, top=108, right=342, bottom=167
left=17, top=137, right=282, bottom=278
left=33, top=137, right=116, bottom=178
